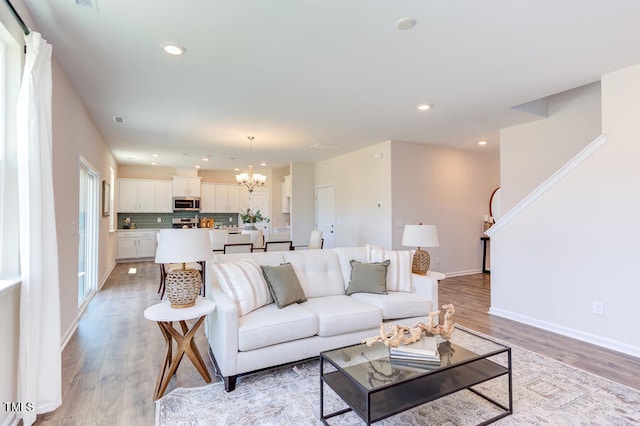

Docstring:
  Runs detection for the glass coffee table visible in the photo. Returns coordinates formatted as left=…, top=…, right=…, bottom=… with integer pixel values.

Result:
left=320, top=326, right=512, bottom=425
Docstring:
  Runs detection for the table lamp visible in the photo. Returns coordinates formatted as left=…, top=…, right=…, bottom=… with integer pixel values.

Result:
left=155, top=229, right=213, bottom=308
left=402, top=224, right=439, bottom=275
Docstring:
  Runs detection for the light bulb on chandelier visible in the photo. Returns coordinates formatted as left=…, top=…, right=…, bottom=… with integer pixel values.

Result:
left=236, top=136, right=267, bottom=193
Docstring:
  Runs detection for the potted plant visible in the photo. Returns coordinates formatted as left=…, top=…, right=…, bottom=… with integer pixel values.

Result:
left=240, top=208, right=270, bottom=230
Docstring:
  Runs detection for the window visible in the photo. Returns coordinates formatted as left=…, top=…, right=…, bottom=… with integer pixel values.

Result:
left=0, top=22, right=20, bottom=279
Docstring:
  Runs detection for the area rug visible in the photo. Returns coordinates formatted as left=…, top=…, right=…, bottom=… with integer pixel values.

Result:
left=156, top=330, right=640, bottom=425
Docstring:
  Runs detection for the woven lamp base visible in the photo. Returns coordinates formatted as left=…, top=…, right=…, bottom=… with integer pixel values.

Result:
left=411, top=248, right=431, bottom=275
left=165, top=269, right=202, bottom=308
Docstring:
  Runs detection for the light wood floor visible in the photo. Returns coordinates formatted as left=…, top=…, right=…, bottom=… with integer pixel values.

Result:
left=34, top=262, right=640, bottom=425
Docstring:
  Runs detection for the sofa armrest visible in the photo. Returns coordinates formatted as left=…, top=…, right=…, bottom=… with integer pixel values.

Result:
left=205, top=280, right=240, bottom=377
left=412, top=271, right=445, bottom=311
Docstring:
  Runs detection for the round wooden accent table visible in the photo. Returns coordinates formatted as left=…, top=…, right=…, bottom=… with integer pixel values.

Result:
left=144, top=297, right=215, bottom=400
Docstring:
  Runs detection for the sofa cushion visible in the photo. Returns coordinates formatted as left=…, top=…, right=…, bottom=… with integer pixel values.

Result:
left=261, top=263, right=307, bottom=308
left=238, top=303, right=318, bottom=351
left=367, top=245, right=414, bottom=292
left=281, top=250, right=345, bottom=298
left=213, top=251, right=286, bottom=266
left=212, top=259, right=273, bottom=316
left=300, top=295, right=382, bottom=337
left=350, top=291, right=432, bottom=320
left=346, top=259, right=390, bottom=295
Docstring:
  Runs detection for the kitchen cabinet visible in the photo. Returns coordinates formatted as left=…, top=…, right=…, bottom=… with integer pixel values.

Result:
left=215, top=184, right=249, bottom=213
left=173, top=176, right=201, bottom=197
left=200, top=183, right=217, bottom=213
left=155, top=181, right=173, bottom=213
left=249, top=188, right=269, bottom=217
left=117, top=230, right=157, bottom=260
left=119, top=179, right=156, bottom=212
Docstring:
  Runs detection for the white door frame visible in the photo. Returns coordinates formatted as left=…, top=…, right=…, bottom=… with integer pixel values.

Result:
left=78, top=157, right=99, bottom=309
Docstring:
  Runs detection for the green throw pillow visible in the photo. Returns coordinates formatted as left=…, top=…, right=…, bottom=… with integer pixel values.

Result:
left=260, top=263, right=307, bottom=308
left=346, top=259, right=390, bottom=295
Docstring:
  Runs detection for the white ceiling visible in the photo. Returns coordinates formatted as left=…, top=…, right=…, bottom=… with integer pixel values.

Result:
left=22, top=0, right=640, bottom=171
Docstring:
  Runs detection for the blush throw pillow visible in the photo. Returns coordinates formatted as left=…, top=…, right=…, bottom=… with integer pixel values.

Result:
left=260, top=263, right=307, bottom=308
left=346, top=259, right=390, bottom=295
left=212, top=260, right=273, bottom=316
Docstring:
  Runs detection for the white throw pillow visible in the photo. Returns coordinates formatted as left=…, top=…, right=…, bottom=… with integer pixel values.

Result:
left=366, top=244, right=414, bottom=292
left=212, top=259, right=273, bottom=316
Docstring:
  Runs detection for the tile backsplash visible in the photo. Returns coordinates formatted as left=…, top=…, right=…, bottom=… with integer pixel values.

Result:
left=117, top=212, right=239, bottom=229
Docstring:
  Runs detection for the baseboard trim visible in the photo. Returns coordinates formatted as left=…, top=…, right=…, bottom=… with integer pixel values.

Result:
left=61, top=261, right=116, bottom=351
left=489, top=307, right=640, bottom=358
left=60, top=319, right=79, bottom=352
left=441, top=269, right=483, bottom=278
left=99, top=261, right=116, bottom=290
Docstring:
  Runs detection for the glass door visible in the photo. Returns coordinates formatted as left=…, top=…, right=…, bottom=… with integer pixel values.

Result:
left=78, top=159, right=98, bottom=307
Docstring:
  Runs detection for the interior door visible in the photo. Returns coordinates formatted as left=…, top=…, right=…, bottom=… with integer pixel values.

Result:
left=315, top=185, right=335, bottom=248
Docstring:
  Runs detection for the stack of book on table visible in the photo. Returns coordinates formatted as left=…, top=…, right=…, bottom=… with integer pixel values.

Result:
left=389, top=335, right=441, bottom=368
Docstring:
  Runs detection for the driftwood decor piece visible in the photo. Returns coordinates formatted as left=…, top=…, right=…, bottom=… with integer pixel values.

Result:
left=362, top=303, right=455, bottom=348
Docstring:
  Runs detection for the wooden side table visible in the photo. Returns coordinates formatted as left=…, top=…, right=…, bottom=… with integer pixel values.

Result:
left=144, top=297, right=215, bottom=400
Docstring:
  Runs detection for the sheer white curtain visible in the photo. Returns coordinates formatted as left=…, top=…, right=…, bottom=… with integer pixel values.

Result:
left=16, top=32, right=61, bottom=425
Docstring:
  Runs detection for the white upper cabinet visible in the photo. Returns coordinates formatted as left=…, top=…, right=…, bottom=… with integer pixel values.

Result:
left=118, top=179, right=173, bottom=213
left=172, top=176, right=202, bottom=197
left=214, top=184, right=249, bottom=213
left=200, top=183, right=217, bottom=213
left=155, top=181, right=173, bottom=213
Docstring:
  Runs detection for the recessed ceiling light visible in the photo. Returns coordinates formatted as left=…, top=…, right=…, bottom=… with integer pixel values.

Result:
left=234, top=168, right=240, bottom=171
left=396, top=17, right=416, bottom=30
left=260, top=162, right=267, bottom=167
left=416, top=104, right=431, bottom=111
left=153, top=154, right=160, bottom=158
left=202, top=158, right=209, bottom=162
left=478, top=140, right=488, bottom=146
left=161, top=42, right=186, bottom=56
left=195, top=165, right=201, bottom=169
left=151, top=162, right=157, bottom=165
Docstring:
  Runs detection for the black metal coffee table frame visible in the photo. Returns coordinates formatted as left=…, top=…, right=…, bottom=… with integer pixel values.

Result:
left=320, top=328, right=512, bottom=425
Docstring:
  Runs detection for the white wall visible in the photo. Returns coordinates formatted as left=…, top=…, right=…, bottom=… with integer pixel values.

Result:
left=315, top=140, right=499, bottom=275
left=391, top=142, right=499, bottom=275
left=290, top=162, right=315, bottom=246
left=489, top=66, right=640, bottom=356
left=51, top=58, right=118, bottom=345
left=316, top=142, right=393, bottom=248
left=500, top=82, right=602, bottom=212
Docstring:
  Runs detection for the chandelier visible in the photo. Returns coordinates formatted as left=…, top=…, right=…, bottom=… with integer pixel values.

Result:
left=235, top=136, right=267, bottom=193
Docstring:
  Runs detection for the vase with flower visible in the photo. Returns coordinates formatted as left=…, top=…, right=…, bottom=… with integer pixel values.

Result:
left=240, top=208, right=270, bottom=230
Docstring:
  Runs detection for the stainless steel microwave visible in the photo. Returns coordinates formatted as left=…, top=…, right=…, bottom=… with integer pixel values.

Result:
left=173, top=196, right=201, bottom=212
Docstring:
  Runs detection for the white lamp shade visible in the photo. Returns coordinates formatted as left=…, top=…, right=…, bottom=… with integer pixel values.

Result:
left=155, top=229, right=214, bottom=264
left=402, top=224, right=439, bottom=248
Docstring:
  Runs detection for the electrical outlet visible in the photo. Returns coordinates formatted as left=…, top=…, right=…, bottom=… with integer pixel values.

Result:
left=592, top=301, right=604, bottom=316
left=157, top=217, right=162, bottom=223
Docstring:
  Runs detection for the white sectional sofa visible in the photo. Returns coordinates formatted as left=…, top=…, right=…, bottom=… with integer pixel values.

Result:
left=204, top=246, right=443, bottom=391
